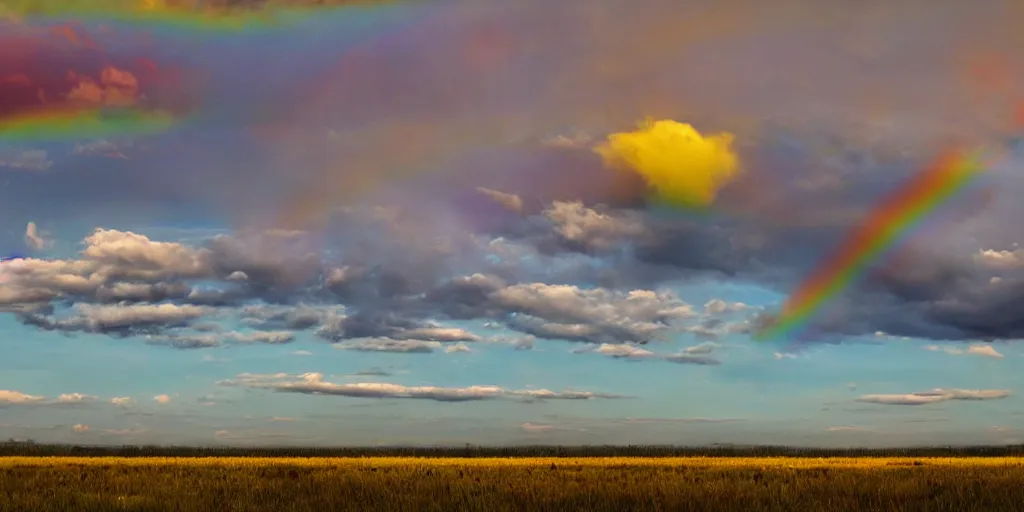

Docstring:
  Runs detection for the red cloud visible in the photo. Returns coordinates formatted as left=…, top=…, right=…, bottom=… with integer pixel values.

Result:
left=0, top=24, right=184, bottom=119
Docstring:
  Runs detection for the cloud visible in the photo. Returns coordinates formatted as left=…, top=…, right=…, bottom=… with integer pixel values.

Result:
left=974, top=248, right=1024, bottom=269
left=664, top=353, right=722, bottom=365
left=593, top=119, right=741, bottom=209
left=445, top=342, right=472, bottom=353
left=541, top=201, right=651, bottom=253
left=857, top=388, right=1011, bottom=406
left=4, top=2, right=1024, bottom=349
left=0, top=217, right=766, bottom=358
left=334, top=339, right=442, bottom=354
left=22, top=303, right=213, bottom=336
left=0, top=228, right=339, bottom=331
left=226, top=330, right=295, bottom=345
left=220, top=372, right=629, bottom=402
left=520, top=422, right=582, bottom=433
left=924, top=343, right=1004, bottom=359
left=0, top=149, right=50, bottom=171
left=0, top=24, right=188, bottom=136
left=110, top=397, right=132, bottom=406
left=573, top=342, right=721, bottom=365
left=240, top=304, right=342, bottom=330
left=0, top=390, right=104, bottom=406
left=510, top=336, right=535, bottom=350
left=153, top=394, right=171, bottom=404
left=0, top=390, right=44, bottom=404
left=682, top=341, right=718, bottom=355
left=145, top=333, right=220, bottom=349
left=73, top=139, right=130, bottom=159
left=101, top=427, right=148, bottom=436
left=23, top=221, right=51, bottom=250
left=72, top=424, right=89, bottom=433
left=352, top=367, right=392, bottom=377
left=54, top=393, right=96, bottom=404
left=824, top=426, right=878, bottom=433
left=489, top=282, right=694, bottom=344
left=395, top=325, right=481, bottom=342
left=614, top=417, right=743, bottom=425
left=266, top=1, right=869, bottom=229
left=476, top=187, right=523, bottom=214
left=704, top=299, right=749, bottom=315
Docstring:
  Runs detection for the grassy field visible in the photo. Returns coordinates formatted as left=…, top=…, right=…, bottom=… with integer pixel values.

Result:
left=3, top=456, right=1024, bottom=511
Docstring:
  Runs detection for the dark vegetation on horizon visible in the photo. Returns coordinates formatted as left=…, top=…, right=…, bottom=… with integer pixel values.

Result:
left=3, top=441, right=1024, bottom=458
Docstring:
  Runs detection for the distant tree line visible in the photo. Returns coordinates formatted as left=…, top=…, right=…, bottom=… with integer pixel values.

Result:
left=3, top=440, right=1024, bottom=458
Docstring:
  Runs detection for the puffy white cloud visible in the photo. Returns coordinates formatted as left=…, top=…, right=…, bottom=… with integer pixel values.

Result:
left=492, top=283, right=693, bottom=344
left=542, top=201, right=650, bottom=252
left=82, top=229, right=212, bottom=281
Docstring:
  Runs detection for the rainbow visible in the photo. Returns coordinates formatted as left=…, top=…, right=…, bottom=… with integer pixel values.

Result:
left=0, top=107, right=181, bottom=141
left=0, top=0, right=411, bottom=32
left=756, top=148, right=989, bottom=342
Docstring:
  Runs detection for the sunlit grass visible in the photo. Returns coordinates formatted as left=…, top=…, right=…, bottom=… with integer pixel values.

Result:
left=4, top=455, right=1024, bottom=467
left=3, top=456, right=1024, bottom=511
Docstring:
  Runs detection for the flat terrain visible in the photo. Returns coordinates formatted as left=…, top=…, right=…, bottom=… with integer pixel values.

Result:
left=3, top=456, right=1024, bottom=511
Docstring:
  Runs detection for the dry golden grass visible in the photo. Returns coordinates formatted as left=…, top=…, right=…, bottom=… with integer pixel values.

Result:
left=2, top=456, right=1024, bottom=511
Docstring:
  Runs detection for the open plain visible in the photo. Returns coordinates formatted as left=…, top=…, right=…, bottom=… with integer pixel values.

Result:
left=4, top=455, right=1024, bottom=511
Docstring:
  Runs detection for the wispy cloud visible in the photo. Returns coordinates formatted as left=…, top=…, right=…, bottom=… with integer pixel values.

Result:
left=924, top=344, right=1004, bottom=359
left=858, top=389, right=1010, bottom=406
left=219, top=372, right=630, bottom=403
left=824, top=426, right=879, bottom=433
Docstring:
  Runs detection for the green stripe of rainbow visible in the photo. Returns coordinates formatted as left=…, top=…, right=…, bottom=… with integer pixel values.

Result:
left=0, top=0, right=410, bottom=32
left=0, top=107, right=181, bottom=141
left=756, top=148, right=989, bottom=342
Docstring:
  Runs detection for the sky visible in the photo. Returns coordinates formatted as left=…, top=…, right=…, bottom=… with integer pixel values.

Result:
left=2, top=0, right=1024, bottom=448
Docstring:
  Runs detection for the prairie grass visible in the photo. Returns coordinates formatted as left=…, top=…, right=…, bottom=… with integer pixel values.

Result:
left=2, top=456, right=1023, bottom=511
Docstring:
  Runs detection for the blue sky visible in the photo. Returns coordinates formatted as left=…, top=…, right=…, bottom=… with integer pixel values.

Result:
left=2, top=1, right=1024, bottom=447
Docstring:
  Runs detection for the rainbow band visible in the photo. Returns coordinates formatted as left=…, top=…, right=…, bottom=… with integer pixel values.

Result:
left=757, top=149, right=988, bottom=341
left=0, top=107, right=180, bottom=141
left=1, top=0, right=411, bottom=31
